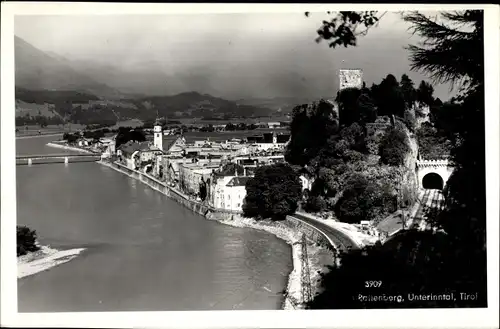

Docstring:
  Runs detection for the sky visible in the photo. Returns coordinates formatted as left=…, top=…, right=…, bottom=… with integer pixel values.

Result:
left=14, top=11, right=456, bottom=100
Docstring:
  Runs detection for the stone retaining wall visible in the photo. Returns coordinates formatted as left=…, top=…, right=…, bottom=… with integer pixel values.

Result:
left=104, top=161, right=235, bottom=220
left=102, top=161, right=335, bottom=250
left=284, top=217, right=335, bottom=251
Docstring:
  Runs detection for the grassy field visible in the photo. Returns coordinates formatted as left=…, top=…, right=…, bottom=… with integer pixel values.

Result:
left=15, top=100, right=59, bottom=118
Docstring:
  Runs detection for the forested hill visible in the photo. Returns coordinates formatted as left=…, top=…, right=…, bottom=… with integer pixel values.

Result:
left=15, top=88, right=274, bottom=126
left=134, top=91, right=273, bottom=119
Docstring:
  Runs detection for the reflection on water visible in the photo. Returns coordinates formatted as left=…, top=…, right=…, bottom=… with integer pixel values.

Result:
left=16, top=139, right=292, bottom=312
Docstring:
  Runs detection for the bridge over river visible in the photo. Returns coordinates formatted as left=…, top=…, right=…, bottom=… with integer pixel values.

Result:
left=16, top=153, right=101, bottom=166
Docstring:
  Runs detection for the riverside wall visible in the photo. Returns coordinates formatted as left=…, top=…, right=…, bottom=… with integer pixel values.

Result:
left=103, top=160, right=336, bottom=247
left=99, top=160, right=338, bottom=309
left=100, top=161, right=236, bottom=221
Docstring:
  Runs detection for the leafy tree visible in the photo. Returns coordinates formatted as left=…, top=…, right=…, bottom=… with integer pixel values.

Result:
left=379, top=127, right=411, bottom=166
left=336, top=87, right=361, bottom=126
left=371, top=74, right=406, bottom=118
left=305, top=195, right=328, bottom=213
left=225, top=123, right=236, bottom=131
left=356, top=92, right=377, bottom=124
left=62, top=132, right=80, bottom=144
left=400, top=74, right=417, bottom=110
left=199, top=178, right=208, bottom=201
left=333, top=174, right=395, bottom=224
left=285, top=100, right=339, bottom=166
left=115, top=129, right=146, bottom=149
left=243, top=163, right=302, bottom=221
left=416, top=80, right=435, bottom=106
left=17, top=225, right=40, bottom=256
left=339, top=122, right=366, bottom=153
left=306, top=11, right=385, bottom=48
left=307, top=10, right=487, bottom=308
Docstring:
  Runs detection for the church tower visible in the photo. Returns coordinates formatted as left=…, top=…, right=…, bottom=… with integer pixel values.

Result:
left=153, top=112, right=163, bottom=151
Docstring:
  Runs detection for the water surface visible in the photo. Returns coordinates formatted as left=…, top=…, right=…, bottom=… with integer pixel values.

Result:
left=16, top=136, right=292, bottom=312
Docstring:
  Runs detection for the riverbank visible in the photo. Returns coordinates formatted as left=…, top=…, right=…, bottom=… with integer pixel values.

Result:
left=46, top=142, right=96, bottom=154
left=218, top=215, right=334, bottom=309
left=97, top=160, right=335, bottom=310
left=16, top=133, right=63, bottom=140
left=18, top=245, right=86, bottom=279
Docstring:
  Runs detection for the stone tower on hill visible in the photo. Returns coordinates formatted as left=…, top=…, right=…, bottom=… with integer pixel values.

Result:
left=339, top=69, right=363, bottom=90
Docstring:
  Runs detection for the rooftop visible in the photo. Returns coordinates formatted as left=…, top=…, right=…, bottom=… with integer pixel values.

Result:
left=118, top=141, right=151, bottom=156
left=162, top=136, right=180, bottom=151
left=226, top=176, right=252, bottom=187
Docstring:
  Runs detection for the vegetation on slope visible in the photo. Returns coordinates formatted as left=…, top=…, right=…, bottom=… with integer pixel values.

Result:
left=304, top=9, right=486, bottom=308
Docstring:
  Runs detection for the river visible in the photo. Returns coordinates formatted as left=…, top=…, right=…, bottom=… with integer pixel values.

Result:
left=16, top=136, right=293, bottom=312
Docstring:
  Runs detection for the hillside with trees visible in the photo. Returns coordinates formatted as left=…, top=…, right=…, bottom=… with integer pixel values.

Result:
left=303, top=9, right=486, bottom=308
left=15, top=87, right=274, bottom=127
left=285, top=71, right=427, bottom=225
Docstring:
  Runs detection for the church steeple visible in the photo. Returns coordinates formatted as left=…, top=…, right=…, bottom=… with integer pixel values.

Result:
left=155, top=109, right=162, bottom=126
left=153, top=109, right=163, bottom=151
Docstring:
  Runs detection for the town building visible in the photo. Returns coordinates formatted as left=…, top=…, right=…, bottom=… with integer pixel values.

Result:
left=117, top=141, right=163, bottom=170
left=299, top=174, right=315, bottom=191
left=153, top=119, right=163, bottom=151
left=177, top=162, right=220, bottom=196
left=246, top=131, right=290, bottom=151
left=208, top=167, right=251, bottom=212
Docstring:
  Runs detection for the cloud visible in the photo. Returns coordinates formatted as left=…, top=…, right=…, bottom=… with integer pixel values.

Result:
left=14, top=12, right=455, bottom=100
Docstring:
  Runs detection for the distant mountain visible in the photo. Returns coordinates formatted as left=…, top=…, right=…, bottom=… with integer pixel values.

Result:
left=14, top=36, right=122, bottom=99
left=15, top=86, right=274, bottom=126
left=134, top=91, right=273, bottom=120
left=235, top=96, right=330, bottom=114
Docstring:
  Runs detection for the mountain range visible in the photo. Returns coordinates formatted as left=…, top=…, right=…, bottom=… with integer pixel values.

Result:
left=14, top=35, right=314, bottom=123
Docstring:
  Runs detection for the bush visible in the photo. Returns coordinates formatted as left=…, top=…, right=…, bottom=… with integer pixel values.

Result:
left=416, top=124, right=451, bottom=159
left=379, top=127, right=411, bottom=166
left=17, top=225, right=40, bottom=256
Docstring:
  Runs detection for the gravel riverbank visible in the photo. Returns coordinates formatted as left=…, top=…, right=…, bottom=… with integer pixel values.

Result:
left=46, top=142, right=96, bottom=154
left=18, top=246, right=86, bottom=279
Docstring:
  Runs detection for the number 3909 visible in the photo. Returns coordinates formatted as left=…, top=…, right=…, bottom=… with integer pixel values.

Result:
left=365, top=281, right=382, bottom=288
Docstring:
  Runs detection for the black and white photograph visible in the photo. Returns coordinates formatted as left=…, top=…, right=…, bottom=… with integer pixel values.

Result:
left=1, top=3, right=498, bottom=329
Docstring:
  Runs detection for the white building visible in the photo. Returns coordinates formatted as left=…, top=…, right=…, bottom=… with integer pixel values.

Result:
left=153, top=119, right=163, bottom=151
left=299, top=175, right=314, bottom=191
left=210, top=175, right=252, bottom=212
